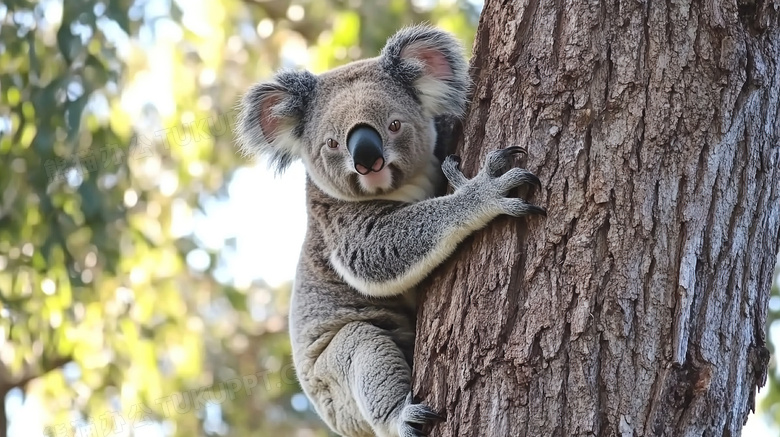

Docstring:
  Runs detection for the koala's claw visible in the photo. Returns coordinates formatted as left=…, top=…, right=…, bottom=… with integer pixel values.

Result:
left=498, top=168, right=542, bottom=193
left=504, top=145, right=528, bottom=156
left=400, top=429, right=427, bottom=437
left=526, top=173, right=542, bottom=190
left=485, top=147, right=526, bottom=177
left=528, top=204, right=548, bottom=216
left=401, top=403, right=443, bottom=423
left=499, top=198, right=547, bottom=217
left=398, top=401, right=442, bottom=437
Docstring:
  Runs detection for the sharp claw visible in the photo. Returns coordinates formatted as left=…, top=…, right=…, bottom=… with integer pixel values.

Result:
left=414, top=407, right=443, bottom=422
left=426, top=410, right=444, bottom=421
left=528, top=173, right=542, bottom=189
left=504, top=146, right=527, bottom=155
left=529, top=205, right=547, bottom=217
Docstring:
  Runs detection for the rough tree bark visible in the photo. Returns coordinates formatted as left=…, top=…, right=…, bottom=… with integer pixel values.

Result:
left=413, top=0, right=780, bottom=436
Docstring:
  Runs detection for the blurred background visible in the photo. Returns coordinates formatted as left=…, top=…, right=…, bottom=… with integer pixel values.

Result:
left=0, top=1, right=777, bottom=436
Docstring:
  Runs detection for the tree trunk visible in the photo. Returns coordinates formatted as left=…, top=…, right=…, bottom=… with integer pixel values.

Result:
left=413, top=0, right=780, bottom=436
left=0, top=388, right=7, bottom=437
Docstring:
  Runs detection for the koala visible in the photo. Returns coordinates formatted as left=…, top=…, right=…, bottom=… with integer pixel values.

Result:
left=236, top=25, right=545, bottom=437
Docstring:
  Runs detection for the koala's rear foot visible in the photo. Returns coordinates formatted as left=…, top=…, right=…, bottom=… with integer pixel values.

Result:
left=311, top=322, right=440, bottom=437
left=398, top=395, right=442, bottom=436
left=349, top=329, right=441, bottom=437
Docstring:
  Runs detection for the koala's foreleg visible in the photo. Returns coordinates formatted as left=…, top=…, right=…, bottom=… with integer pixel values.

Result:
left=329, top=147, right=545, bottom=297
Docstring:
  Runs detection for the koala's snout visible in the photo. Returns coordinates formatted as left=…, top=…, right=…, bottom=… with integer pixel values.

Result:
left=347, top=125, right=385, bottom=175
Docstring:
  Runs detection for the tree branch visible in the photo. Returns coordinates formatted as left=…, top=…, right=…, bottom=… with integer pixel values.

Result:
left=0, top=355, right=73, bottom=392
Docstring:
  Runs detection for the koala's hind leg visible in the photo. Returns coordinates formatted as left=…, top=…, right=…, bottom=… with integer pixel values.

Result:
left=330, top=322, right=439, bottom=437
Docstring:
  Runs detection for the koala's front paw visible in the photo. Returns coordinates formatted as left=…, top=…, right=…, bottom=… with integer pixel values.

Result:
left=445, top=147, right=546, bottom=218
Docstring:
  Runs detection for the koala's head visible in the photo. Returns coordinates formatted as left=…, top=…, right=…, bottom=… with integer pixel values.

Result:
left=236, top=25, right=469, bottom=201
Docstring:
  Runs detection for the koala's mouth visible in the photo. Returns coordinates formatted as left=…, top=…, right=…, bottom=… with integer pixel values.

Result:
left=356, top=163, right=397, bottom=194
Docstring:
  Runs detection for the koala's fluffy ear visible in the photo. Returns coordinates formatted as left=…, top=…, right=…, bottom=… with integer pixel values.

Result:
left=380, top=25, right=469, bottom=117
left=235, top=70, right=317, bottom=172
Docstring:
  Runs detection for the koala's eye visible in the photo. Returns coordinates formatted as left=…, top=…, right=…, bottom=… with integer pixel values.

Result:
left=326, top=138, right=339, bottom=149
left=388, top=120, right=401, bottom=132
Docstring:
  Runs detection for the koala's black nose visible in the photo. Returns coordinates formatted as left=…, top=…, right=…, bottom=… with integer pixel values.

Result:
left=347, top=125, right=385, bottom=175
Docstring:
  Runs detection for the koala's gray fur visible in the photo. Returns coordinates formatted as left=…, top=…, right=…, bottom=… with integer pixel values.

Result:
left=236, top=25, right=545, bottom=437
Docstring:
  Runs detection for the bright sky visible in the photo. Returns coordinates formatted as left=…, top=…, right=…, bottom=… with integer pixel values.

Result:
left=196, top=160, right=307, bottom=289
